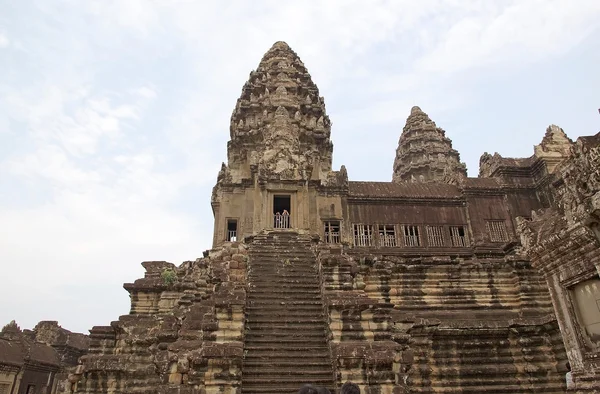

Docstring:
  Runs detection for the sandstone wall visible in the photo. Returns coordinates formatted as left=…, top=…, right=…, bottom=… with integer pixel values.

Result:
left=318, top=248, right=567, bottom=393
left=73, top=243, right=248, bottom=394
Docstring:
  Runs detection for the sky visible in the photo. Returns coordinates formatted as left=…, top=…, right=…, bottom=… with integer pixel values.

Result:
left=1, top=0, right=599, bottom=334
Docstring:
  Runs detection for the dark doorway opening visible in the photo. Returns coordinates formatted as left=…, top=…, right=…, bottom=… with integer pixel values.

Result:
left=273, top=195, right=291, bottom=228
left=227, top=219, right=237, bottom=241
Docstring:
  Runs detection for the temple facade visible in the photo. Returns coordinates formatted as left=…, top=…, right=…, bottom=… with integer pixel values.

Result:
left=0, top=321, right=88, bottom=394
left=68, top=42, right=600, bottom=393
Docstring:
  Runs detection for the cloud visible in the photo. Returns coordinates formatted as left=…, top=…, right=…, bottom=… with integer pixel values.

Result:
left=416, top=0, right=600, bottom=73
left=0, top=33, right=9, bottom=48
left=0, top=0, right=599, bottom=333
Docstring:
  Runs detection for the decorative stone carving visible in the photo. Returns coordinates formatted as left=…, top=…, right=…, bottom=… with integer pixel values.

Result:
left=224, top=41, right=333, bottom=184
left=534, top=124, right=573, bottom=173
left=517, top=132, right=600, bottom=392
left=392, top=106, right=467, bottom=185
left=479, top=124, right=573, bottom=179
left=51, top=41, right=589, bottom=394
left=71, top=244, right=250, bottom=394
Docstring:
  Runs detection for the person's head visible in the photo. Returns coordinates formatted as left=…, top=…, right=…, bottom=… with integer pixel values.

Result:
left=297, top=384, right=319, bottom=394
left=341, top=381, right=360, bottom=394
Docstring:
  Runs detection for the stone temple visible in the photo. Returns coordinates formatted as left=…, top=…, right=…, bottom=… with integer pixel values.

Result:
left=56, top=42, right=600, bottom=393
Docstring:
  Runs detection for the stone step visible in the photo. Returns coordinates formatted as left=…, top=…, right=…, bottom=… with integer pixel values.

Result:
left=250, top=249, right=313, bottom=253
left=246, top=316, right=328, bottom=324
left=243, top=359, right=332, bottom=368
left=241, top=368, right=333, bottom=377
left=242, top=376, right=333, bottom=385
left=247, top=292, right=322, bottom=300
left=246, top=298, right=323, bottom=305
left=249, top=267, right=318, bottom=274
left=249, top=273, right=318, bottom=279
left=243, top=349, right=330, bottom=359
left=248, top=283, right=321, bottom=290
left=244, top=233, right=333, bottom=394
left=247, top=299, right=324, bottom=306
left=249, top=255, right=315, bottom=260
left=247, top=294, right=322, bottom=302
left=246, top=305, right=324, bottom=313
left=249, top=288, right=322, bottom=294
left=248, top=288, right=322, bottom=295
left=249, top=268, right=318, bottom=274
left=241, top=384, right=333, bottom=394
left=248, top=281, right=320, bottom=288
left=249, top=270, right=318, bottom=276
left=244, top=342, right=329, bottom=350
left=250, top=256, right=315, bottom=261
left=249, top=246, right=312, bottom=250
left=249, top=260, right=317, bottom=266
left=245, top=312, right=326, bottom=321
left=245, top=336, right=328, bottom=346
left=243, top=354, right=332, bottom=364
left=245, top=326, right=328, bottom=336
left=245, top=331, right=328, bottom=340
left=246, top=305, right=323, bottom=317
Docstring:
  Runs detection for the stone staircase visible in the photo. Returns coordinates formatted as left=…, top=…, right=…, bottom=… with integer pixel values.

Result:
left=242, top=231, right=335, bottom=394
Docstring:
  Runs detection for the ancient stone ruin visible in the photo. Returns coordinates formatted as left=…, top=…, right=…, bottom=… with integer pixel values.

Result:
left=63, top=42, right=600, bottom=393
left=0, top=320, right=89, bottom=394
left=517, top=130, right=600, bottom=392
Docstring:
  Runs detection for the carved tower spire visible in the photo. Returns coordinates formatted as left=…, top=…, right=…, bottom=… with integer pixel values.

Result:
left=223, top=41, right=333, bottom=183
left=392, top=106, right=467, bottom=184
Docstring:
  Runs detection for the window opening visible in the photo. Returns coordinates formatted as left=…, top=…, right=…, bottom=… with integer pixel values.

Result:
left=571, top=277, right=600, bottom=345
left=379, top=225, right=397, bottom=247
left=426, top=226, right=445, bottom=247
left=0, top=383, right=11, bottom=394
left=227, top=219, right=237, bottom=242
left=353, top=224, right=373, bottom=246
left=486, top=220, right=508, bottom=242
left=449, top=226, right=468, bottom=247
left=26, top=386, right=36, bottom=394
left=324, top=221, right=341, bottom=244
left=273, top=195, right=291, bottom=228
left=402, top=225, right=421, bottom=246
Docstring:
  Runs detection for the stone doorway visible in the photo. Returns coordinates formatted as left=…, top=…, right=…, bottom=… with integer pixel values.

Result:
left=226, top=219, right=237, bottom=241
left=273, top=195, right=291, bottom=228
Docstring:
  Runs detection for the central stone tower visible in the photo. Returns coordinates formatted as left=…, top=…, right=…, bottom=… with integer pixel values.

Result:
left=212, top=41, right=347, bottom=246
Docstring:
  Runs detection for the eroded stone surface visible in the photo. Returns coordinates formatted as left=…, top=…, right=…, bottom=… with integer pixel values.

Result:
left=71, top=243, right=249, bottom=394
left=392, top=106, right=467, bottom=185
left=318, top=250, right=566, bottom=393
left=61, top=42, right=600, bottom=394
left=0, top=320, right=87, bottom=394
left=518, top=132, right=600, bottom=392
left=220, top=41, right=333, bottom=184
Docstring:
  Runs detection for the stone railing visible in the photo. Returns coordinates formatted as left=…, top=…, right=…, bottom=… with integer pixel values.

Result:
left=273, top=213, right=290, bottom=229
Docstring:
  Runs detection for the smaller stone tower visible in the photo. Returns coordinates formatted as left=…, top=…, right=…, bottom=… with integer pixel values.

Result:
left=392, top=106, right=467, bottom=184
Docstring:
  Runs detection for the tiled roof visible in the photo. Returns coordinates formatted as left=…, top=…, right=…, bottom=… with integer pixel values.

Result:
left=0, top=337, right=60, bottom=367
left=0, top=338, right=24, bottom=366
left=464, top=178, right=502, bottom=188
left=465, top=177, right=535, bottom=189
left=348, top=181, right=462, bottom=198
left=578, top=132, right=600, bottom=147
